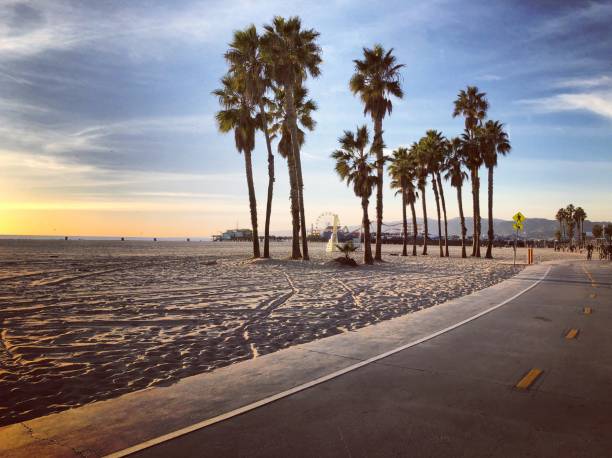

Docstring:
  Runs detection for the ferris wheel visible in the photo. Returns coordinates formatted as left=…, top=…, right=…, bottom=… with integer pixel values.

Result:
left=314, top=212, right=340, bottom=236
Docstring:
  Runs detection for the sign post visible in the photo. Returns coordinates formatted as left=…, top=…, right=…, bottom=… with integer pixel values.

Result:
left=512, top=212, right=526, bottom=266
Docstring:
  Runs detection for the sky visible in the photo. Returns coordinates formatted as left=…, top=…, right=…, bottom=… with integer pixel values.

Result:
left=0, top=0, right=611, bottom=237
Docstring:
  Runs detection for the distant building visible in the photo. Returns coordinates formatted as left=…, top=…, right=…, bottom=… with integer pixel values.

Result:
left=213, top=228, right=253, bottom=241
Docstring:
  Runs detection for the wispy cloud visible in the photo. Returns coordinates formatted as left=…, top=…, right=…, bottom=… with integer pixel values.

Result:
left=476, top=74, right=502, bottom=82
left=554, top=75, right=612, bottom=89
left=532, top=1, right=612, bottom=38
left=519, top=91, right=612, bottom=120
left=520, top=73, right=612, bottom=120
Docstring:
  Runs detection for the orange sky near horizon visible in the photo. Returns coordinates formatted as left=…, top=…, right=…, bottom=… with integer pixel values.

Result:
left=0, top=209, right=213, bottom=238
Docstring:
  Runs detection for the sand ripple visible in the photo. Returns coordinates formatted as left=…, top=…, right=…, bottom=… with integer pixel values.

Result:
left=0, top=240, right=578, bottom=426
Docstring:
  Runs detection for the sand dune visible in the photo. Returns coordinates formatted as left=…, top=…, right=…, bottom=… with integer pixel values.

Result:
left=0, top=240, right=582, bottom=426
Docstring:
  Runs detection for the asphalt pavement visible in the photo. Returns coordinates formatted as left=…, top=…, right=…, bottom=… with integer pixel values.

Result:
left=132, top=261, right=612, bottom=458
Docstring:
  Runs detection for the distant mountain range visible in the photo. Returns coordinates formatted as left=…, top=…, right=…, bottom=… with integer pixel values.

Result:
left=277, top=217, right=611, bottom=239
left=432, top=217, right=610, bottom=238
left=382, top=217, right=612, bottom=238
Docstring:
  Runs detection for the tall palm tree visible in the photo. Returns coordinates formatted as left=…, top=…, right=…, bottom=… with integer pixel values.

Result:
left=574, top=207, right=586, bottom=246
left=453, top=86, right=489, bottom=257
left=410, top=142, right=428, bottom=255
left=261, top=16, right=322, bottom=261
left=350, top=45, right=404, bottom=261
left=331, top=126, right=377, bottom=264
left=555, top=208, right=566, bottom=240
left=224, top=25, right=275, bottom=258
left=213, top=74, right=260, bottom=257
left=406, top=165, right=419, bottom=257
left=566, top=204, right=576, bottom=244
left=389, top=147, right=415, bottom=256
left=480, top=120, right=511, bottom=259
left=267, top=84, right=317, bottom=259
left=444, top=137, right=469, bottom=258
left=419, top=130, right=447, bottom=257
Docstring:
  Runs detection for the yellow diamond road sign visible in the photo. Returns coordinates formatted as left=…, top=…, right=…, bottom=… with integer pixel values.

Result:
left=513, top=222, right=523, bottom=231
left=513, top=212, right=526, bottom=223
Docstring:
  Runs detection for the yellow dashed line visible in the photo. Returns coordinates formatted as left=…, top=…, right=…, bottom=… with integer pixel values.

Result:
left=582, top=266, right=597, bottom=288
left=516, top=368, right=543, bottom=390
left=565, top=329, right=579, bottom=339
left=589, top=293, right=597, bottom=299
left=583, top=307, right=592, bottom=315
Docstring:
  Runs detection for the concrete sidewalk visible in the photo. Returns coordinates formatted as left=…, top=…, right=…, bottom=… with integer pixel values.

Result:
left=0, top=262, right=565, bottom=457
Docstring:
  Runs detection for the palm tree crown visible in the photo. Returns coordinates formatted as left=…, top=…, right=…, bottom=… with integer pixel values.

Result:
left=268, top=84, right=317, bottom=158
left=261, top=16, right=322, bottom=85
left=419, top=129, right=447, bottom=173
left=224, top=25, right=269, bottom=105
left=481, top=120, right=511, bottom=168
left=444, top=137, right=468, bottom=188
left=349, top=45, right=404, bottom=121
left=331, top=126, right=377, bottom=198
left=212, top=74, right=257, bottom=153
left=452, top=86, right=489, bottom=133
left=388, top=147, right=417, bottom=201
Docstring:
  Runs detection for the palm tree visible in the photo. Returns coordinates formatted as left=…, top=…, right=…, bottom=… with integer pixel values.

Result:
left=592, top=224, right=603, bottom=239
left=331, top=126, right=377, bottom=264
left=480, top=120, right=511, bottom=259
left=566, top=204, right=576, bottom=244
left=435, top=140, right=450, bottom=257
left=555, top=208, right=566, bottom=240
left=444, top=137, right=469, bottom=258
left=419, top=130, right=447, bottom=257
left=213, top=74, right=260, bottom=258
left=406, top=167, right=419, bottom=256
left=453, top=86, right=489, bottom=257
left=350, top=45, right=404, bottom=261
left=394, top=146, right=420, bottom=257
left=261, top=16, right=322, bottom=260
left=574, top=207, right=586, bottom=246
left=224, top=25, right=275, bottom=258
left=410, top=142, right=428, bottom=255
left=389, top=147, right=416, bottom=256
left=267, top=84, right=317, bottom=259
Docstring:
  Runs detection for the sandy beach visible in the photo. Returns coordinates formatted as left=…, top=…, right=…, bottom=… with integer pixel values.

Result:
left=0, top=240, right=583, bottom=426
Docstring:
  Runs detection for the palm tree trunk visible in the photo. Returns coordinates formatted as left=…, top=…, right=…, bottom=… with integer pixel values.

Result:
left=410, top=200, right=418, bottom=256
left=373, top=116, right=384, bottom=261
left=259, top=101, right=274, bottom=259
left=285, top=72, right=309, bottom=260
left=457, top=184, right=467, bottom=258
left=243, top=149, right=260, bottom=258
left=561, top=219, right=565, bottom=240
left=470, top=168, right=477, bottom=256
left=286, top=149, right=301, bottom=259
left=471, top=166, right=481, bottom=257
left=401, top=187, right=408, bottom=256
left=485, top=166, right=494, bottom=259
left=432, top=174, right=443, bottom=257
left=362, top=196, right=373, bottom=264
left=420, top=184, right=428, bottom=255
left=436, top=172, right=449, bottom=257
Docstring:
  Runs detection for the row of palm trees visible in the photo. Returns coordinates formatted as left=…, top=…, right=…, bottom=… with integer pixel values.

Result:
left=592, top=224, right=612, bottom=240
left=555, top=204, right=587, bottom=244
left=333, top=84, right=511, bottom=264
left=215, top=17, right=511, bottom=264
left=214, top=17, right=321, bottom=260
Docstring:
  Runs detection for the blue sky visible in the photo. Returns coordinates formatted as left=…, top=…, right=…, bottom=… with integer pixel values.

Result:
left=0, top=0, right=611, bottom=236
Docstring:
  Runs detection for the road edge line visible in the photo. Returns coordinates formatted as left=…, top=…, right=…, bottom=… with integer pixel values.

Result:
left=106, top=265, right=552, bottom=458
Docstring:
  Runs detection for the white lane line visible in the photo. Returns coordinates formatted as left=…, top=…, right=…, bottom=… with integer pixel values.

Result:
left=105, top=265, right=552, bottom=458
